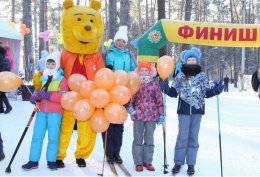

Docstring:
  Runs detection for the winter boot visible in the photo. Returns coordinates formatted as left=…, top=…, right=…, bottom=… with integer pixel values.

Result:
left=135, top=165, right=143, bottom=172
left=0, top=100, right=4, bottom=113
left=4, top=106, right=12, bottom=114
left=76, top=158, right=86, bottom=167
left=56, top=160, right=65, bottom=168
left=143, top=164, right=155, bottom=171
left=3, top=96, right=12, bottom=114
left=115, top=155, right=123, bottom=164
left=22, top=161, right=39, bottom=170
left=107, top=156, right=115, bottom=164
left=187, top=165, right=195, bottom=176
left=0, top=151, right=5, bottom=161
left=47, top=161, right=57, bottom=171
left=172, top=164, right=181, bottom=174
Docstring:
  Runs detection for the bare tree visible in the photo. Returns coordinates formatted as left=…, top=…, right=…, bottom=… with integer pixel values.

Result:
left=33, top=0, right=38, bottom=62
left=182, top=0, right=193, bottom=51
left=39, top=0, right=45, bottom=55
left=108, top=0, right=117, bottom=39
left=11, top=0, right=15, bottom=22
left=23, top=0, right=34, bottom=81
left=158, top=0, right=166, bottom=57
left=119, top=0, right=129, bottom=26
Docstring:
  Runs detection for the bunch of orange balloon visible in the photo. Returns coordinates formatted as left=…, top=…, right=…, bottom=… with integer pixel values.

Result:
left=60, top=68, right=141, bottom=133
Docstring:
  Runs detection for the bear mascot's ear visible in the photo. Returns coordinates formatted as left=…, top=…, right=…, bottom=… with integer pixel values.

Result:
left=63, top=0, right=74, bottom=9
left=90, top=0, right=101, bottom=11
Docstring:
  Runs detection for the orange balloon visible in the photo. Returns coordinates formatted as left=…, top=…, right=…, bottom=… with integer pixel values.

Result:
left=90, top=109, right=110, bottom=133
left=68, top=74, right=87, bottom=92
left=80, top=80, right=96, bottom=99
left=126, top=72, right=141, bottom=96
left=104, top=103, right=128, bottom=124
left=61, top=91, right=82, bottom=111
left=72, top=99, right=95, bottom=121
left=94, top=68, right=115, bottom=90
left=109, top=85, right=131, bottom=105
left=114, top=70, right=128, bottom=86
left=157, top=56, right=175, bottom=80
left=90, top=89, right=110, bottom=108
left=0, top=72, right=22, bottom=92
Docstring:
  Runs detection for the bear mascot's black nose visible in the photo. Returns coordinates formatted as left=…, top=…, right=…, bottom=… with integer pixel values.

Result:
left=84, top=25, right=91, bottom=31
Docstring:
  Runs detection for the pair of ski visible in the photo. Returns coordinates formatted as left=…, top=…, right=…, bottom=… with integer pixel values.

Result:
left=108, top=163, right=131, bottom=177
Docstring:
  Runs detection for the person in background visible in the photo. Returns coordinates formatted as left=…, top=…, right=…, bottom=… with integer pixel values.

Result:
left=36, top=50, right=49, bottom=72
left=22, top=51, right=68, bottom=171
left=0, top=45, right=5, bottom=161
left=102, top=26, right=137, bottom=165
left=0, top=45, right=12, bottom=114
left=223, top=74, right=229, bottom=92
left=4, top=46, right=13, bottom=70
left=160, top=47, right=224, bottom=176
left=127, top=61, right=165, bottom=172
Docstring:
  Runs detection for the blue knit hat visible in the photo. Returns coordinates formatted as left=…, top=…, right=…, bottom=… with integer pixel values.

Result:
left=180, top=47, right=201, bottom=64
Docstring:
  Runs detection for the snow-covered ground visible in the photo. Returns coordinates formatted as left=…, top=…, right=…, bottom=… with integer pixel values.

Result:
left=0, top=84, right=260, bottom=177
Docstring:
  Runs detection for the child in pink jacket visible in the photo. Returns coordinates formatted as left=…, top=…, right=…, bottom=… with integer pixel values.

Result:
left=128, top=61, right=165, bottom=172
left=22, top=52, right=68, bottom=171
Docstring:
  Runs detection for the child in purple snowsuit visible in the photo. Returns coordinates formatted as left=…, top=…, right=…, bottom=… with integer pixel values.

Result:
left=127, top=61, right=165, bottom=172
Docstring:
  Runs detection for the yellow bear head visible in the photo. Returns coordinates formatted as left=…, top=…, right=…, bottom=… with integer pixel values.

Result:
left=61, top=0, right=104, bottom=54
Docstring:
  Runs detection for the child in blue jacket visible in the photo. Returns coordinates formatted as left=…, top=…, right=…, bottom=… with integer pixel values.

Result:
left=160, top=47, right=223, bottom=176
left=102, top=26, right=137, bottom=165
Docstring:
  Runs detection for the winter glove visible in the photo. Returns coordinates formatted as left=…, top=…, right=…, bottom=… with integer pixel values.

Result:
left=157, top=115, right=165, bottom=125
left=127, top=106, right=136, bottom=116
left=213, top=80, right=224, bottom=95
left=160, top=79, right=169, bottom=92
left=38, top=90, right=51, bottom=100
left=29, top=95, right=37, bottom=104
left=172, top=62, right=182, bottom=78
left=106, top=64, right=114, bottom=70
left=33, top=73, right=42, bottom=91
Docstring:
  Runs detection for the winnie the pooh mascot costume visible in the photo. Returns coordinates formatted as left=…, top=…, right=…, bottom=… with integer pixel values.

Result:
left=56, top=0, right=104, bottom=168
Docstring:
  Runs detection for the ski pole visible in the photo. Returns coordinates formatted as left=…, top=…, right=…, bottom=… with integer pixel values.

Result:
left=162, top=91, right=168, bottom=174
left=5, top=102, right=40, bottom=173
left=216, top=95, right=223, bottom=177
left=98, top=131, right=108, bottom=176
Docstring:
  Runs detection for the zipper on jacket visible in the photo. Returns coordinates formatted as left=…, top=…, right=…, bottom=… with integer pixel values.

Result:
left=189, top=78, right=192, bottom=116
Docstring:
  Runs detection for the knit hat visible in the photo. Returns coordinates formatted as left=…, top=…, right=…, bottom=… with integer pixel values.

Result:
left=180, top=47, right=201, bottom=64
left=45, top=51, right=61, bottom=70
left=138, top=61, right=152, bottom=71
left=136, top=61, right=157, bottom=77
left=113, top=26, right=128, bottom=43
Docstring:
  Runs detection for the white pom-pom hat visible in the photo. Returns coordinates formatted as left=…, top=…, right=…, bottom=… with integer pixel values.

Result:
left=113, top=26, right=128, bottom=43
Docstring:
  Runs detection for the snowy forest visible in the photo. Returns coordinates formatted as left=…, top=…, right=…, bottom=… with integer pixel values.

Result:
left=0, top=0, right=260, bottom=83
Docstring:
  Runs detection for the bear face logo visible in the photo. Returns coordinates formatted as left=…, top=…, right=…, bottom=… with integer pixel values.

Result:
left=61, top=0, right=104, bottom=54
